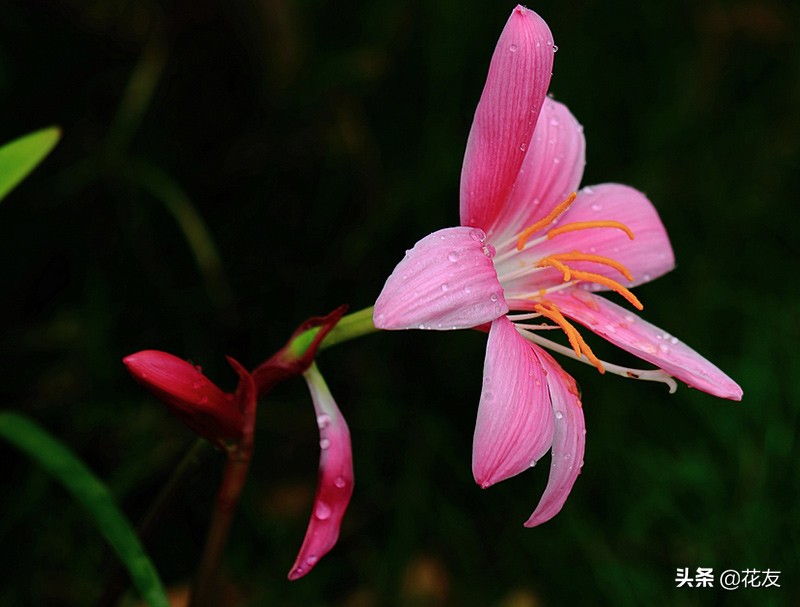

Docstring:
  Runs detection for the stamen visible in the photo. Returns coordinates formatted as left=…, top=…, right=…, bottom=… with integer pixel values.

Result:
left=533, top=303, right=605, bottom=372
left=517, top=329, right=678, bottom=393
left=547, top=220, right=634, bottom=240
left=569, top=270, right=644, bottom=310
left=537, top=257, right=572, bottom=281
left=516, top=192, right=577, bottom=251
left=544, top=251, right=634, bottom=281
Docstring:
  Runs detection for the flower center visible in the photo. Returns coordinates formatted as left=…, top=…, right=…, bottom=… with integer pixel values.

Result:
left=491, top=191, right=652, bottom=378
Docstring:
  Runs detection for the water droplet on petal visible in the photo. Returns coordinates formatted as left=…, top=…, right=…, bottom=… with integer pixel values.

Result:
left=490, top=293, right=499, bottom=302
left=440, top=283, right=449, bottom=292
left=306, top=555, right=319, bottom=566
left=447, top=250, right=460, bottom=262
left=659, top=344, right=670, bottom=354
left=319, top=438, right=331, bottom=450
left=469, top=228, right=485, bottom=243
left=552, top=44, right=559, bottom=52
left=519, top=142, right=527, bottom=152
left=549, top=118, right=560, bottom=127
left=670, top=337, right=679, bottom=345
left=554, top=411, right=564, bottom=420
left=334, top=476, right=347, bottom=489
left=529, top=459, right=537, bottom=467
left=624, top=314, right=635, bottom=323
left=509, top=43, right=518, bottom=53
left=591, top=203, right=602, bottom=211
left=584, top=186, right=594, bottom=195
left=315, top=501, right=332, bottom=520
left=464, top=286, right=472, bottom=294
left=316, top=414, right=330, bottom=430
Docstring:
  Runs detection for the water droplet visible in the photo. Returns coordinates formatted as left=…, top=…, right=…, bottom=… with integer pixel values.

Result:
left=418, top=323, right=425, bottom=330
left=447, top=250, right=460, bottom=262
left=490, top=293, right=499, bottom=302
left=643, top=273, right=651, bottom=281
left=439, top=234, right=446, bottom=240
left=482, top=243, right=496, bottom=257
left=334, top=476, right=347, bottom=489
left=670, top=337, right=679, bottom=345
left=469, top=228, right=485, bottom=243
left=591, top=203, right=602, bottom=211
left=532, top=197, right=541, bottom=206
left=554, top=411, right=564, bottom=420
left=484, top=390, right=495, bottom=401
left=624, top=314, right=635, bottom=323
left=319, top=438, right=331, bottom=450
left=464, top=285, right=472, bottom=294
left=549, top=118, right=560, bottom=127
left=509, top=43, right=518, bottom=53
left=375, top=313, right=385, bottom=325
left=316, top=414, right=331, bottom=430
left=440, top=283, right=449, bottom=292
left=529, top=459, right=537, bottom=467
left=306, top=555, right=319, bottom=566
left=552, top=44, right=559, bottom=52
left=315, top=501, right=332, bottom=520
left=584, top=186, right=594, bottom=195
left=589, top=246, right=596, bottom=253
left=659, top=344, right=670, bottom=354
left=519, top=142, right=528, bottom=151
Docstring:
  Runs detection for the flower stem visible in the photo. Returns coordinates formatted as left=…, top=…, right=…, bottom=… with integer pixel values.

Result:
left=288, top=306, right=377, bottom=358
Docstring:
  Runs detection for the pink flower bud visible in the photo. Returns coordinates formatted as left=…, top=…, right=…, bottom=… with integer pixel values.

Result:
left=123, top=350, right=245, bottom=449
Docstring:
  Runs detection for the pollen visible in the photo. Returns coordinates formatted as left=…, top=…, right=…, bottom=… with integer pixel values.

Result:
left=540, top=251, right=634, bottom=281
left=547, top=220, right=635, bottom=240
left=516, top=192, right=577, bottom=251
left=569, top=270, right=643, bottom=310
left=533, top=302, right=605, bottom=373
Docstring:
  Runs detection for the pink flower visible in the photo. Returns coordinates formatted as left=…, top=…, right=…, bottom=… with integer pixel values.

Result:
left=374, top=5, right=742, bottom=526
left=288, top=362, right=354, bottom=580
left=123, top=350, right=246, bottom=450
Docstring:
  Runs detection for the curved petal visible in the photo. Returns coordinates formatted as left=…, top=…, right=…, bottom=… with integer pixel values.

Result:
left=524, top=346, right=585, bottom=527
left=489, top=97, right=586, bottom=241
left=289, top=363, right=354, bottom=580
left=460, top=6, right=555, bottom=231
left=374, top=227, right=508, bottom=330
left=550, top=290, right=743, bottom=400
left=472, top=317, right=555, bottom=487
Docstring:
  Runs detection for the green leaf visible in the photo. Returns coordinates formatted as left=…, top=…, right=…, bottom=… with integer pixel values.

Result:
left=0, top=412, right=169, bottom=607
left=0, top=126, right=61, bottom=202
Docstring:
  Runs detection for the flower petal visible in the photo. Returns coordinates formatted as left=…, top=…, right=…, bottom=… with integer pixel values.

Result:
left=489, top=97, right=586, bottom=241
left=289, top=363, right=355, bottom=580
left=472, top=317, right=555, bottom=487
left=374, top=227, right=508, bottom=330
left=524, top=346, right=585, bottom=527
left=534, top=183, right=674, bottom=288
left=550, top=290, right=743, bottom=400
left=460, top=6, right=554, bottom=231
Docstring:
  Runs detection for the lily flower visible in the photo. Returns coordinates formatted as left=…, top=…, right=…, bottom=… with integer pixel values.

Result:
left=123, top=350, right=246, bottom=450
left=373, top=5, right=741, bottom=526
left=288, top=362, right=354, bottom=580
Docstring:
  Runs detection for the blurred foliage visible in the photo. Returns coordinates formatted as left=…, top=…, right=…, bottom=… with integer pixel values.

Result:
left=1, top=0, right=798, bottom=606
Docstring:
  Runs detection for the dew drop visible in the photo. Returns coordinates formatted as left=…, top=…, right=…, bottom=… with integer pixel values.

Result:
left=519, top=142, right=528, bottom=151
left=624, top=314, right=635, bottom=323
left=659, top=344, right=670, bottom=354
left=643, top=273, right=652, bottom=281
left=469, top=228, right=485, bottom=243
left=440, top=283, right=449, bottom=292
left=552, top=44, right=559, bottom=52
left=549, top=118, right=560, bottom=127
left=319, top=438, right=331, bottom=450
left=447, top=250, right=460, bottom=262
left=306, top=555, right=319, bottom=566
left=591, top=203, right=602, bottom=211
left=464, top=285, right=472, bottom=294
left=554, top=411, right=564, bottom=420
left=315, top=501, right=332, bottom=520
left=418, top=323, right=425, bottom=330
left=584, top=186, right=594, bottom=195
left=484, top=390, right=495, bottom=401
left=316, top=414, right=331, bottom=430
left=529, top=459, right=537, bottom=468
left=509, top=43, right=518, bottom=53
left=670, top=336, right=679, bottom=345
left=482, top=243, right=496, bottom=257
left=334, top=476, right=347, bottom=489
left=490, top=293, right=499, bottom=302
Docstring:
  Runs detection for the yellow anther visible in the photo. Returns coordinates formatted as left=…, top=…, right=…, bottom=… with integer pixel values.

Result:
left=537, top=256, right=572, bottom=281
left=569, top=270, right=644, bottom=310
left=547, top=220, right=635, bottom=240
left=516, top=192, right=577, bottom=251
left=534, top=302, right=605, bottom=373
left=545, top=251, right=634, bottom=281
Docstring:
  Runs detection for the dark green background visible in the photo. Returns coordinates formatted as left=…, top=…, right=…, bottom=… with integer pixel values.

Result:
left=1, top=1, right=797, bottom=605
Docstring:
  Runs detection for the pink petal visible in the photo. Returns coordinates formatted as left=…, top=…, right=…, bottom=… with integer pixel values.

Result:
left=288, top=364, right=354, bottom=580
left=532, top=183, right=675, bottom=288
left=524, top=346, right=585, bottom=527
left=460, top=6, right=555, bottom=231
left=489, top=97, right=586, bottom=241
left=373, top=227, right=508, bottom=330
left=472, top=317, right=555, bottom=487
left=550, top=290, right=743, bottom=400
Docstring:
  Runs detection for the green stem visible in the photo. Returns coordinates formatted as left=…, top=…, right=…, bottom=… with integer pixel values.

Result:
left=289, top=306, right=377, bottom=359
